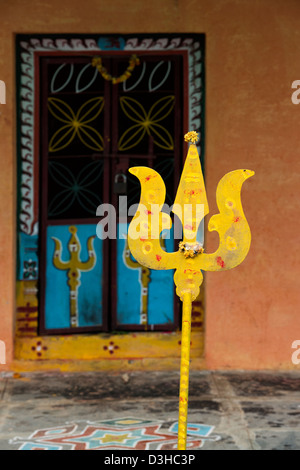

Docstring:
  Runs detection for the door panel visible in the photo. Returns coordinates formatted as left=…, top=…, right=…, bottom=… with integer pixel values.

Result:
left=44, top=224, right=104, bottom=330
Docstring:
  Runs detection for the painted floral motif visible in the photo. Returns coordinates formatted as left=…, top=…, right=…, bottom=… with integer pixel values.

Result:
left=118, top=95, right=175, bottom=151
left=31, top=341, right=48, bottom=358
left=48, top=96, right=104, bottom=152
left=23, top=260, right=38, bottom=279
left=48, top=160, right=103, bottom=217
left=103, top=341, right=120, bottom=354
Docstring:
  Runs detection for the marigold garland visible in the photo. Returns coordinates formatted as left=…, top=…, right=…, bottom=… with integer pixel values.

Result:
left=92, top=55, right=140, bottom=85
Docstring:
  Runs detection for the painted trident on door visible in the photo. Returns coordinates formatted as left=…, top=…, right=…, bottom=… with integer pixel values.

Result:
left=52, top=226, right=96, bottom=328
left=128, top=131, right=254, bottom=450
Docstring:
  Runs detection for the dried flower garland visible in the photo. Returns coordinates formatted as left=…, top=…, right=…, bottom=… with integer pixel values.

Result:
left=92, top=55, right=140, bottom=85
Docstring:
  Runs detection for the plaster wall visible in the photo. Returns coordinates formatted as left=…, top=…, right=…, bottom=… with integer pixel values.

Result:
left=0, top=0, right=299, bottom=369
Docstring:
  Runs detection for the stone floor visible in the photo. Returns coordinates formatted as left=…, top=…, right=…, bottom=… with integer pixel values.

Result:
left=0, top=370, right=300, bottom=450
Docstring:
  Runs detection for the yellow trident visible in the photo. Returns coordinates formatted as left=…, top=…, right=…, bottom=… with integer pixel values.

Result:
left=52, top=226, right=96, bottom=328
left=128, top=131, right=254, bottom=450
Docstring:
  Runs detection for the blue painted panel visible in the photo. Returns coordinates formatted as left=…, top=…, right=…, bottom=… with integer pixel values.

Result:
left=116, top=223, right=174, bottom=327
left=44, top=224, right=103, bottom=330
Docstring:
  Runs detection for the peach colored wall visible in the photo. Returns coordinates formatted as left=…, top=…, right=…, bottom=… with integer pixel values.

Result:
left=0, top=0, right=300, bottom=369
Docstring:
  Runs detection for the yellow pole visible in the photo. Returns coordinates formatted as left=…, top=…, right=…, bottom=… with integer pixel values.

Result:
left=178, top=292, right=192, bottom=450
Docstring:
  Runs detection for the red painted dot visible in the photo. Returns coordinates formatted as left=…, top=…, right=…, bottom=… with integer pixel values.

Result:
left=216, top=256, right=225, bottom=268
left=156, top=255, right=162, bottom=261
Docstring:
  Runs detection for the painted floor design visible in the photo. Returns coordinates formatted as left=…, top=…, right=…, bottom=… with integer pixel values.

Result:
left=10, top=418, right=220, bottom=450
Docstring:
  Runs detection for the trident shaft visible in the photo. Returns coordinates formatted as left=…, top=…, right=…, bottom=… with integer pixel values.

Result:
left=128, top=131, right=254, bottom=449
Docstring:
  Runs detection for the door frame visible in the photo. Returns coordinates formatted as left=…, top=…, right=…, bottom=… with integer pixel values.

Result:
left=16, top=33, right=205, bottom=342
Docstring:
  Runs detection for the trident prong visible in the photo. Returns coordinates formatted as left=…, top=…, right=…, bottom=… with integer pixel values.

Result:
left=52, top=225, right=96, bottom=328
left=128, top=131, right=254, bottom=450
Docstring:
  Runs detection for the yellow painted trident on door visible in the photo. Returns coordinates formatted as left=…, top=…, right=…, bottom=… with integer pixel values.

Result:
left=52, top=226, right=96, bottom=328
left=128, top=131, right=254, bottom=450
